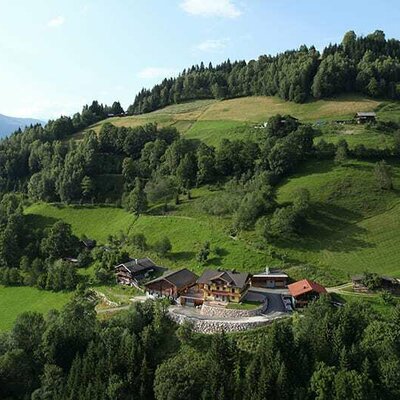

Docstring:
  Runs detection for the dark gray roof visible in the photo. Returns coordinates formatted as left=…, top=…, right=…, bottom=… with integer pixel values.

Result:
left=116, top=258, right=157, bottom=274
left=197, top=269, right=250, bottom=289
left=146, top=268, right=198, bottom=289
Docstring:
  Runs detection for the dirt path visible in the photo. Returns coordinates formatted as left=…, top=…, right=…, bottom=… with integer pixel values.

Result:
left=327, top=282, right=379, bottom=298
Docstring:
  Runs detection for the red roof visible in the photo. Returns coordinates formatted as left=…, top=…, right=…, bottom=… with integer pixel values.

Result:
left=288, top=279, right=327, bottom=298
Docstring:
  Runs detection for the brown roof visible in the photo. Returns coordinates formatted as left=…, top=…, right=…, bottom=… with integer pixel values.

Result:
left=197, top=269, right=250, bottom=289
left=146, top=268, right=198, bottom=290
left=288, top=279, right=327, bottom=298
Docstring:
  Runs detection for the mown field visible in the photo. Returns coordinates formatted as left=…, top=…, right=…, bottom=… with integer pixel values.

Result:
left=0, top=286, right=71, bottom=331
left=79, top=94, right=389, bottom=147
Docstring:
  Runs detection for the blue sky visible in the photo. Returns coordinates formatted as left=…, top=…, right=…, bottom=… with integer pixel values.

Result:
left=0, top=0, right=399, bottom=119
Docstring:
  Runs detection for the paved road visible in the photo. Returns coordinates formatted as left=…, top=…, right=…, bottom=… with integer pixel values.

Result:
left=246, top=287, right=288, bottom=314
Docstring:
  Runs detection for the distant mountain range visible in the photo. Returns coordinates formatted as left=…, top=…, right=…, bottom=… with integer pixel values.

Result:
left=0, top=114, right=45, bottom=138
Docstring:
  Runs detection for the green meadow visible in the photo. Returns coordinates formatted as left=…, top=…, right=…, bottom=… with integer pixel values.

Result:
left=79, top=94, right=390, bottom=147
left=0, top=286, right=71, bottom=331
left=276, top=159, right=400, bottom=278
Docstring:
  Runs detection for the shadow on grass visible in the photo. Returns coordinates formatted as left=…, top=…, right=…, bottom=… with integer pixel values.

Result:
left=273, top=202, right=374, bottom=254
left=168, top=251, right=196, bottom=262
left=25, top=214, right=59, bottom=229
left=279, top=160, right=336, bottom=186
left=147, top=204, right=177, bottom=216
left=206, top=248, right=230, bottom=266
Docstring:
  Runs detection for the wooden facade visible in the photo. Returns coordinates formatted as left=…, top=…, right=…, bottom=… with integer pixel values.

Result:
left=251, top=268, right=288, bottom=288
left=115, top=258, right=159, bottom=287
left=288, top=279, right=327, bottom=308
left=145, top=269, right=198, bottom=300
left=196, top=270, right=250, bottom=304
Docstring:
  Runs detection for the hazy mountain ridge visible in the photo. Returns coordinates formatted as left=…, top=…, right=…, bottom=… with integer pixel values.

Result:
left=0, top=113, right=45, bottom=138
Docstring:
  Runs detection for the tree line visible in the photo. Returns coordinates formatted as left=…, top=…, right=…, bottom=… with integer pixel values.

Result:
left=1, top=292, right=400, bottom=399
left=127, top=30, right=400, bottom=115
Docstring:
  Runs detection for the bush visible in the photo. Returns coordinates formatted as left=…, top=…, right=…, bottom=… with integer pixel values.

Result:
left=77, top=250, right=93, bottom=268
left=153, top=237, right=172, bottom=256
left=196, top=242, right=210, bottom=264
left=130, top=233, right=148, bottom=251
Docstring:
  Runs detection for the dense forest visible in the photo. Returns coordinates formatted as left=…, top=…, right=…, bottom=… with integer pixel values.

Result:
left=127, top=30, right=400, bottom=114
left=1, top=293, right=400, bottom=399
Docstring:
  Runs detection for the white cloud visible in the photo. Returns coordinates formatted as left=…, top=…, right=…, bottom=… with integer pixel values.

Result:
left=197, top=38, right=230, bottom=52
left=47, top=16, right=65, bottom=28
left=180, top=0, right=241, bottom=18
left=137, top=67, right=179, bottom=79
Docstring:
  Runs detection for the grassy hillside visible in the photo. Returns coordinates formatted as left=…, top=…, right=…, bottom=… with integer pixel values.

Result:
left=25, top=201, right=272, bottom=275
left=276, top=159, right=400, bottom=277
left=80, top=95, right=386, bottom=147
left=25, top=204, right=134, bottom=243
left=25, top=157, right=400, bottom=282
left=0, top=286, right=71, bottom=331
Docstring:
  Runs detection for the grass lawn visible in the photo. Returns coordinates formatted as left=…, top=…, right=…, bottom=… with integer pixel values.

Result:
left=332, top=291, right=396, bottom=318
left=93, top=284, right=140, bottom=306
left=74, top=94, right=387, bottom=147
left=24, top=201, right=273, bottom=275
left=315, top=125, right=395, bottom=150
left=0, top=286, right=71, bottom=331
left=226, top=301, right=261, bottom=310
left=25, top=203, right=135, bottom=243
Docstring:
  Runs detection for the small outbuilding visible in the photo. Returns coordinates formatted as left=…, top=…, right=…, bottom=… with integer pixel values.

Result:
left=115, top=258, right=162, bottom=287
left=145, top=268, right=198, bottom=300
left=288, top=279, right=327, bottom=308
left=251, top=267, right=288, bottom=288
left=355, top=112, right=376, bottom=124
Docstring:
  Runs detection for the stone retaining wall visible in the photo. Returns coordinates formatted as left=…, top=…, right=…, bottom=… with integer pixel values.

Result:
left=200, top=303, right=263, bottom=318
left=168, top=309, right=285, bottom=334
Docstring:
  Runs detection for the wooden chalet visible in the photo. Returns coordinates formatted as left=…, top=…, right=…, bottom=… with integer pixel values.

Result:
left=145, top=268, right=198, bottom=300
left=288, top=279, right=327, bottom=308
left=194, top=269, right=251, bottom=304
left=355, top=112, right=376, bottom=124
left=115, top=258, right=161, bottom=287
left=251, top=267, right=288, bottom=288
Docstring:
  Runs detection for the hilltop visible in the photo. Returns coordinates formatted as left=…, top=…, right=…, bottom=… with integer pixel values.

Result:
left=82, top=94, right=386, bottom=147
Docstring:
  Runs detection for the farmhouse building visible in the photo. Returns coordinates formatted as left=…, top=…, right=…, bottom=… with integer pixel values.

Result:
left=251, top=267, right=288, bottom=288
left=115, top=258, right=161, bottom=287
left=145, top=268, right=198, bottom=300
left=195, top=269, right=251, bottom=303
left=288, top=279, right=327, bottom=308
left=355, top=112, right=376, bottom=124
